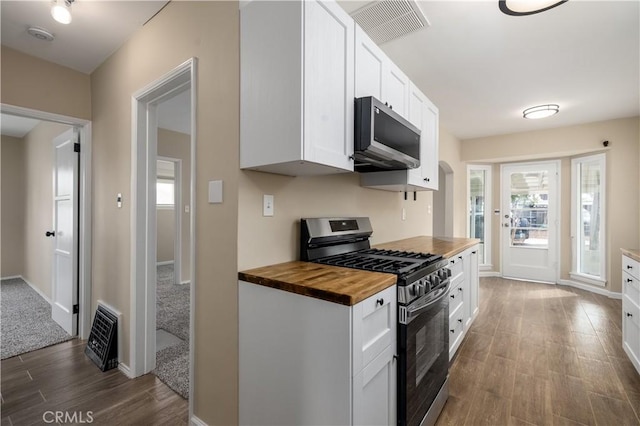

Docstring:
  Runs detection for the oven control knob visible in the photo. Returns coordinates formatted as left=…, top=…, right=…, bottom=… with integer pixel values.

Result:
left=432, top=275, right=440, bottom=287
left=416, top=282, right=426, bottom=296
left=409, top=284, right=417, bottom=297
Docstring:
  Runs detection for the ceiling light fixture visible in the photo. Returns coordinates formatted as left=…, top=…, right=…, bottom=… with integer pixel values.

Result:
left=51, top=0, right=74, bottom=25
left=523, top=104, right=560, bottom=119
left=499, top=0, right=568, bottom=16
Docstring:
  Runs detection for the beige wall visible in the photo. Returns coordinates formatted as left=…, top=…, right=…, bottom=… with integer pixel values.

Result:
left=238, top=172, right=432, bottom=270
left=437, top=126, right=467, bottom=238
left=1, top=123, right=71, bottom=296
left=463, top=117, right=640, bottom=293
left=1, top=135, right=25, bottom=278
left=156, top=209, right=174, bottom=263
left=158, top=128, right=191, bottom=283
left=22, top=122, right=72, bottom=297
left=89, top=2, right=239, bottom=424
left=1, top=46, right=91, bottom=120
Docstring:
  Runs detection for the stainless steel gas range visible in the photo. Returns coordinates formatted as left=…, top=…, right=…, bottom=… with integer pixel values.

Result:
left=300, top=217, right=451, bottom=426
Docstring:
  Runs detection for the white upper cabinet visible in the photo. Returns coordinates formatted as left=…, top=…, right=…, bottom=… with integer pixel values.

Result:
left=241, top=0, right=354, bottom=176
left=355, top=26, right=409, bottom=120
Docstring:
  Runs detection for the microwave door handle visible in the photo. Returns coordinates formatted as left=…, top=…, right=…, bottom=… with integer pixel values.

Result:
left=405, top=281, right=451, bottom=321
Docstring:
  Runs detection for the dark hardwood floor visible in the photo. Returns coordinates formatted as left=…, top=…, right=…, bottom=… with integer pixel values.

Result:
left=0, top=339, right=188, bottom=425
left=3, top=277, right=639, bottom=425
left=437, top=277, right=640, bottom=426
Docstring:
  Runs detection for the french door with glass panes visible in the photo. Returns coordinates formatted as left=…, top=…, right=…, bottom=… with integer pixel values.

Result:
left=501, top=161, right=559, bottom=283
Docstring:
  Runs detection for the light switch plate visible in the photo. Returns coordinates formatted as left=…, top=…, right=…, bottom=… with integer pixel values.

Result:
left=263, top=194, right=274, bottom=217
left=208, top=180, right=223, bottom=204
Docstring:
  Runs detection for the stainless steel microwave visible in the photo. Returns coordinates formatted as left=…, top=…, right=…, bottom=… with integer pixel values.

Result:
left=354, top=96, right=421, bottom=173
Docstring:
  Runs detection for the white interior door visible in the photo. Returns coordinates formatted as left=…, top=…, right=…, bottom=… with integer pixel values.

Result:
left=51, top=129, right=79, bottom=335
left=501, top=161, right=559, bottom=283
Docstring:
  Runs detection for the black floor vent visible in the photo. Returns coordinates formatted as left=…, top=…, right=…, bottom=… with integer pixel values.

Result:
left=85, top=305, right=118, bottom=371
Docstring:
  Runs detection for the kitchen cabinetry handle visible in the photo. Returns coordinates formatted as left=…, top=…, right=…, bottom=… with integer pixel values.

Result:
left=450, top=329, right=455, bottom=334
left=627, top=312, right=633, bottom=318
left=627, top=265, right=633, bottom=269
left=458, top=287, right=463, bottom=292
left=472, top=251, right=477, bottom=255
left=627, top=278, right=634, bottom=283
left=458, top=318, right=463, bottom=323
left=45, top=231, right=55, bottom=237
left=458, top=256, right=463, bottom=260
left=450, top=294, right=455, bottom=299
left=376, top=298, right=384, bottom=306
left=423, top=177, right=430, bottom=182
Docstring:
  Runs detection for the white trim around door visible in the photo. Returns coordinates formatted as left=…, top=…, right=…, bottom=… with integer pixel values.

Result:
left=130, top=58, right=197, bottom=419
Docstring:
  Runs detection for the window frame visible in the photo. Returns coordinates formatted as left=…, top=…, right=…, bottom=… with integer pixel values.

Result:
left=570, top=153, right=606, bottom=286
left=467, top=164, right=492, bottom=269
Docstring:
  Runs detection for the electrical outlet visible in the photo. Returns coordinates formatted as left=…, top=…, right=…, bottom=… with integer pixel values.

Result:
left=263, top=195, right=274, bottom=217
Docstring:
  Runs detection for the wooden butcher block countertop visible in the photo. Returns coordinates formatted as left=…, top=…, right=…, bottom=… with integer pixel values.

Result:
left=622, top=248, right=640, bottom=263
left=238, top=261, right=397, bottom=306
left=375, top=236, right=480, bottom=259
left=238, top=237, right=478, bottom=306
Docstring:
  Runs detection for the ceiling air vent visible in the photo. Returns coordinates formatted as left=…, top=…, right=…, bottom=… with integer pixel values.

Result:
left=350, top=0, right=430, bottom=45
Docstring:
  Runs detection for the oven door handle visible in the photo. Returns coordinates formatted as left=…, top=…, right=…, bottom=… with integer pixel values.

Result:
left=404, top=281, right=451, bottom=322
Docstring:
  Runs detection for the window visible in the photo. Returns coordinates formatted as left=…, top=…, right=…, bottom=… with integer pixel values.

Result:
left=571, top=153, right=606, bottom=285
left=467, top=165, right=492, bottom=267
left=157, top=179, right=175, bottom=207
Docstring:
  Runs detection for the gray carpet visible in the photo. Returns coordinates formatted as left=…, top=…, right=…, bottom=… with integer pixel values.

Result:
left=153, top=264, right=190, bottom=399
left=1, top=277, right=74, bottom=360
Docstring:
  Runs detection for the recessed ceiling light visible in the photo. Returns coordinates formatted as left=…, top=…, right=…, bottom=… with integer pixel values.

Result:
left=51, top=0, right=74, bottom=25
left=499, top=0, right=568, bottom=16
left=27, top=26, right=55, bottom=42
left=523, top=104, right=560, bottom=119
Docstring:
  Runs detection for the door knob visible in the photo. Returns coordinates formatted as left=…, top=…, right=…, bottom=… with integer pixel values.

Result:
left=45, top=231, right=56, bottom=237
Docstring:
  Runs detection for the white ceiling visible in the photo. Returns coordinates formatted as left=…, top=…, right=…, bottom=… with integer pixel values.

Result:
left=1, top=0, right=168, bottom=74
left=1, top=1, right=638, bottom=140
left=0, top=114, right=40, bottom=137
left=339, top=0, right=639, bottom=139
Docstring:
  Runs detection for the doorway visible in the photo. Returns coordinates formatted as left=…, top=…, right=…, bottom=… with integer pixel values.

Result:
left=433, top=161, right=454, bottom=237
left=130, top=59, right=196, bottom=407
left=0, top=105, right=92, bottom=346
left=501, top=160, right=559, bottom=283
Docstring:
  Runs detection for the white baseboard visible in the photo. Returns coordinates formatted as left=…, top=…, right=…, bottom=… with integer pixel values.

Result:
left=558, top=279, right=622, bottom=299
left=479, top=271, right=501, bottom=277
left=157, top=260, right=174, bottom=266
left=1, top=275, right=22, bottom=280
left=118, top=362, right=134, bottom=378
left=190, top=415, right=208, bottom=426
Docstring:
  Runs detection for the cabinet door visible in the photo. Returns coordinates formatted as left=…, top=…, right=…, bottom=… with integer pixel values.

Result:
left=382, top=60, right=409, bottom=119
left=407, top=83, right=429, bottom=188
left=353, top=285, right=397, bottom=374
left=622, top=297, right=640, bottom=374
left=469, top=247, right=479, bottom=322
left=303, top=0, right=354, bottom=172
left=353, top=345, right=397, bottom=426
left=421, top=97, right=439, bottom=189
left=355, top=26, right=384, bottom=99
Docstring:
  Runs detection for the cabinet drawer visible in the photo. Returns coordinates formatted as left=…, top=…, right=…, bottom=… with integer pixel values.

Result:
left=624, top=271, right=640, bottom=305
left=449, top=274, right=464, bottom=315
left=623, top=255, right=640, bottom=281
left=449, top=304, right=465, bottom=359
left=448, top=256, right=464, bottom=280
left=353, top=285, right=397, bottom=374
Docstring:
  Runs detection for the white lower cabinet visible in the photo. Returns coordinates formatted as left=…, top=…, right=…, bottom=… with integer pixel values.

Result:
left=239, top=281, right=397, bottom=425
left=622, top=253, right=640, bottom=374
left=353, top=345, right=397, bottom=426
left=448, top=244, right=480, bottom=360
